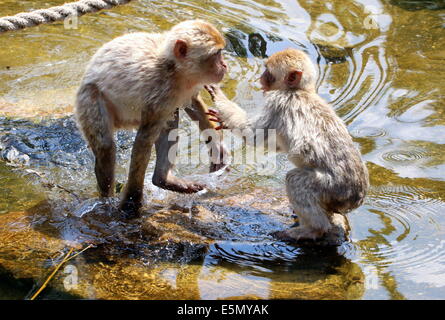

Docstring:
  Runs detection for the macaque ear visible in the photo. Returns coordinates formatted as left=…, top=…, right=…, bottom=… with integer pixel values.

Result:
left=286, top=70, right=302, bottom=88
left=174, top=39, right=188, bottom=59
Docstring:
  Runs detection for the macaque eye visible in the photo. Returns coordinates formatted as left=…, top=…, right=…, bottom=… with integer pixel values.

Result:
left=216, top=49, right=223, bottom=56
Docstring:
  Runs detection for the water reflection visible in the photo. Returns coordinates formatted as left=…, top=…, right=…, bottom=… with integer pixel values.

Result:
left=0, top=191, right=363, bottom=299
left=200, top=242, right=364, bottom=299
left=0, top=0, right=444, bottom=299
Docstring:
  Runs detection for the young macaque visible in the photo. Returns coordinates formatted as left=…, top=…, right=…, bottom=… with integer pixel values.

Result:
left=205, top=48, right=369, bottom=243
left=75, top=20, right=228, bottom=215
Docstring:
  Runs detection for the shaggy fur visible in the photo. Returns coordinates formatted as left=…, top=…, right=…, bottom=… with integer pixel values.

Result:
left=207, top=49, right=369, bottom=242
left=75, top=20, right=227, bottom=214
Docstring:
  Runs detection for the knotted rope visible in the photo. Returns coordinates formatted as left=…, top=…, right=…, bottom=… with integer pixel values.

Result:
left=0, top=0, right=133, bottom=33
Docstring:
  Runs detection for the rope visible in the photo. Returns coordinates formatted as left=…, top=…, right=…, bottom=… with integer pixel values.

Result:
left=0, top=0, right=133, bottom=33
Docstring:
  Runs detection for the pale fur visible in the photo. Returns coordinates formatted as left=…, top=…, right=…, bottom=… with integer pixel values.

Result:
left=75, top=20, right=227, bottom=213
left=266, top=48, right=317, bottom=91
left=210, top=50, right=369, bottom=242
left=77, top=21, right=223, bottom=130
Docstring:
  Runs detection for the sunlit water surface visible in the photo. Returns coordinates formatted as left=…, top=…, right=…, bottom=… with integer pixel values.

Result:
left=0, top=0, right=445, bottom=299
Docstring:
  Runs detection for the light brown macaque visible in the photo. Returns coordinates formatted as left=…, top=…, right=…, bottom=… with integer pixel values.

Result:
left=205, top=48, right=369, bottom=243
left=75, top=20, right=228, bottom=216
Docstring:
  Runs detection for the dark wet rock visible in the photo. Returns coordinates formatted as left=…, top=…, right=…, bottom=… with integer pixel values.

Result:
left=314, top=43, right=350, bottom=64
left=225, top=29, right=248, bottom=58
left=224, top=27, right=269, bottom=58
left=224, top=27, right=349, bottom=64
left=248, top=33, right=268, bottom=58
left=225, top=28, right=291, bottom=59
left=0, top=116, right=134, bottom=169
left=390, top=0, right=445, bottom=11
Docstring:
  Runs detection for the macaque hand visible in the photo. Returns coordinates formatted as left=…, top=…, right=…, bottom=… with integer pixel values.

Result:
left=204, top=84, right=226, bottom=103
left=205, top=108, right=227, bottom=130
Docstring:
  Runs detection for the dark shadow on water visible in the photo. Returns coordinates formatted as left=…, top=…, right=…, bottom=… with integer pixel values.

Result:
left=389, top=0, right=445, bottom=11
left=208, top=240, right=351, bottom=275
left=0, top=265, right=82, bottom=300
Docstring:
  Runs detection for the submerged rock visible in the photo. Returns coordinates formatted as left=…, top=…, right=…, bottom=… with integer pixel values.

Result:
left=0, top=116, right=134, bottom=169
left=0, top=192, right=362, bottom=300
left=314, top=43, right=351, bottom=64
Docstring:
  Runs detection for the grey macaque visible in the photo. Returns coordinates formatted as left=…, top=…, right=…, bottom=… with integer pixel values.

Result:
left=75, top=20, right=228, bottom=215
left=205, top=48, right=369, bottom=242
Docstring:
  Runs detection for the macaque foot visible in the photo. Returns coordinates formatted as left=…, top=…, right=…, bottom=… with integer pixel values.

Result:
left=153, top=176, right=205, bottom=193
left=119, top=199, right=142, bottom=219
left=272, top=227, right=325, bottom=243
left=273, top=214, right=350, bottom=246
left=210, top=161, right=227, bottom=173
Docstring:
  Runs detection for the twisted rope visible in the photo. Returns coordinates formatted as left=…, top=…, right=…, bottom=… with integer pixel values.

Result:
left=0, top=0, right=133, bottom=33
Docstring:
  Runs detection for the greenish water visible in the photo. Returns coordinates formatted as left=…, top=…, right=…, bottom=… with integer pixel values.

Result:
left=0, top=0, right=445, bottom=299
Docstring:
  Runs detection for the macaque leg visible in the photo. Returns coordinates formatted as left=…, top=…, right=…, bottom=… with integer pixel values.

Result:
left=93, top=138, right=116, bottom=198
left=120, top=117, right=164, bottom=216
left=76, top=84, right=116, bottom=197
left=274, top=168, right=332, bottom=242
left=152, top=109, right=205, bottom=193
left=185, top=94, right=228, bottom=172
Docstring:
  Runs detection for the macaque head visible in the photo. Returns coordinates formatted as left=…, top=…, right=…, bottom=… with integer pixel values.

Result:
left=260, top=48, right=316, bottom=92
left=166, top=20, right=227, bottom=85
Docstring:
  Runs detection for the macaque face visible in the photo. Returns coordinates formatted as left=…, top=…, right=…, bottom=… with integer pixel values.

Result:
left=260, top=68, right=278, bottom=92
left=260, top=65, right=303, bottom=91
left=200, top=49, right=228, bottom=83
left=173, top=39, right=227, bottom=85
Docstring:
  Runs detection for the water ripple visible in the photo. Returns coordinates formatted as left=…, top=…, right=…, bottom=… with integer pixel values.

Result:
left=382, top=148, right=429, bottom=164
left=360, top=186, right=445, bottom=275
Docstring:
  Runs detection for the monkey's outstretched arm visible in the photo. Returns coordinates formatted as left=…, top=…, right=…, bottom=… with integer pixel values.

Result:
left=186, top=94, right=229, bottom=172
left=204, top=85, right=251, bottom=130
left=186, top=94, right=219, bottom=130
left=205, top=85, right=278, bottom=150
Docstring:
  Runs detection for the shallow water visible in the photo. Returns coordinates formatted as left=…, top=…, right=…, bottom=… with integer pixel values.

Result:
left=0, top=0, right=445, bottom=299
